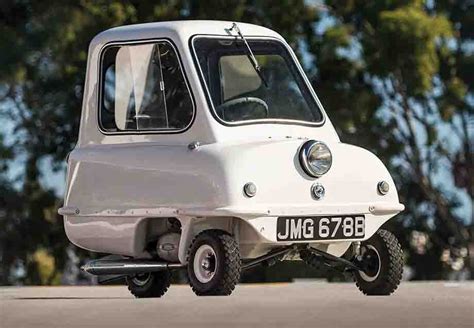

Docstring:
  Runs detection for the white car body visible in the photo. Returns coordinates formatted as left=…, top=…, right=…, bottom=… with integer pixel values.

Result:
left=59, top=20, right=404, bottom=264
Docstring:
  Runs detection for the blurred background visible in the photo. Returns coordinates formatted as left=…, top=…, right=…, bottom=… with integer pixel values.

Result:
left=0, top=0, right=472, bottom=285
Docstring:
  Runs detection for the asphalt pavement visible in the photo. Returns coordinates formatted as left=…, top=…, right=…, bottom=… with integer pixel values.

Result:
left=1, top=282, right=473, bottom=328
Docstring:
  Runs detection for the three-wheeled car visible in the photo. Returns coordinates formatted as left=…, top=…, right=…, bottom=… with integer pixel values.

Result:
left=59, top=21, right=404, bottom=297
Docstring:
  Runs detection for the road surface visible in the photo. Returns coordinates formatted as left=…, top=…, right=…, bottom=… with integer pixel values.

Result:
left=1, top=282, right=473, bottom=328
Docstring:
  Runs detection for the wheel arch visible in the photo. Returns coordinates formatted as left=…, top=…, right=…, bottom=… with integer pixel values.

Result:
left=177, top=216, right=261, bottom=264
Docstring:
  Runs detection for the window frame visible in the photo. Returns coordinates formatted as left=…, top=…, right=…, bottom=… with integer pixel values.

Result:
left=190, top=34, right=326, bottom=127
left=97, top=38, right=196, bottom=135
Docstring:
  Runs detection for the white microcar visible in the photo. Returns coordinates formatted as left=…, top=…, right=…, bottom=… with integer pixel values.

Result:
left=60, top=21, right=404, bottom=297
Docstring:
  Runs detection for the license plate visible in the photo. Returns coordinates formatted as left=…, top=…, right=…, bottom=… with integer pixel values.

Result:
left=276, top=215, right=365, bottom=241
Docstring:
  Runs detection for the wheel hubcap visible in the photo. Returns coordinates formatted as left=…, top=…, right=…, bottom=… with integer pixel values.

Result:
left=131, top=273, right=151, bottom=286
left=358, top=245, right=381, bottom=282
left=193, top=244, right=217, bottom=283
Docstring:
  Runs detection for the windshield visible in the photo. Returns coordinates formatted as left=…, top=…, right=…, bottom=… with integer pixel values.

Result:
left=192, top=37, right=323, bottom=124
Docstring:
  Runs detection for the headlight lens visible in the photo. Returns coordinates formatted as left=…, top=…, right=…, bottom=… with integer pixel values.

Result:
left=299, top=140, right=332, bottom=178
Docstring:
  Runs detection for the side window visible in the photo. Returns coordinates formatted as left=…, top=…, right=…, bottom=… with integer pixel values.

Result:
left=100, top=41, right=193, bottom=132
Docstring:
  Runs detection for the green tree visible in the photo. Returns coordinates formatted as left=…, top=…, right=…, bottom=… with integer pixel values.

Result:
left=307, top=0, right=472, bottom=278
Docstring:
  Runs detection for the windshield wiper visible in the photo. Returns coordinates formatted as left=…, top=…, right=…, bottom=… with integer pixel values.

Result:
left=230, top=22, right=268, bottom=88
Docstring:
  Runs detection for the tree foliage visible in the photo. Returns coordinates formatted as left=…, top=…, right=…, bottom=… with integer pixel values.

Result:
left=0, top=0, right=472, bottom=284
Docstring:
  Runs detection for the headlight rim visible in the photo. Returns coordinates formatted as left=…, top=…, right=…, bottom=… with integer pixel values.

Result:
left=299, top=140, right=332, bottom=178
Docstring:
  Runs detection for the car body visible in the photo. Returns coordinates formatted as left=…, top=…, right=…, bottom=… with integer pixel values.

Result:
left=59, top=20, right=404, bottom=296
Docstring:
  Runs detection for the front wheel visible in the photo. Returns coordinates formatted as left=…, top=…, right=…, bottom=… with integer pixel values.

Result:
left=353, top=229, right=403, bottom=295
left=187, top=230, right=241, bottom=296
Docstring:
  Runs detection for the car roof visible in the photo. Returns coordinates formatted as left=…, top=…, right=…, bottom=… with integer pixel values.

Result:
left=90, top=20, right=283, bottom=49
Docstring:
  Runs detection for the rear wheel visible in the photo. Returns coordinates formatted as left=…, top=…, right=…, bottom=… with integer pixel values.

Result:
left=126, top=271, right=171, bottom=298
left=187, top=230, right=241, bottom=296
left=354, top=229, right=403, bottom=295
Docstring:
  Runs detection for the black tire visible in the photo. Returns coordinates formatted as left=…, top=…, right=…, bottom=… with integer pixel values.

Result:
left=354, top=229, right=403, bottom=296
left=126, top=271, right=171, bottom=298
left=187, top=230, right=241, bottom=296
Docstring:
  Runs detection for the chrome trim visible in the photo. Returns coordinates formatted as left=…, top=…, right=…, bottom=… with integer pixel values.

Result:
left=377, top=181, right=389, bottom=195
left=369, top=203, right=405, bottom=215
left=81, top=259, right=184, bottom=275
left=58, top=206, right=80, bottom=216
left=244, top=182, right=257, bottom=197
left=299, top=140, right=332, bottom=178
left=311, top=183, right=325, bottom=200
left=188, top=141, right=201, bottom=150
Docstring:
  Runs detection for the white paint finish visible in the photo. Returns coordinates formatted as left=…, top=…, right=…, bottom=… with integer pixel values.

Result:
left=178, top=217, right=194, bottom=263
left=62, top=21, right=404, bottom=261
left=64, top=215, right=145, bottom=257
left=65, top=139, right=400, bottom=215
left=63, top=138, right=401, bottom=258
left=65, top=143, right=232, bottom=213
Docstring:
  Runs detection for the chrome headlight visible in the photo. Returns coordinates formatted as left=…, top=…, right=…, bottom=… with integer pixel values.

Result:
left=299, top=140, right=332, bottom=178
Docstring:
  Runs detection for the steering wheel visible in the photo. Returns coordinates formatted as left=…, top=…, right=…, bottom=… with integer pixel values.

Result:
left=216, top=97, right=269, bottom=121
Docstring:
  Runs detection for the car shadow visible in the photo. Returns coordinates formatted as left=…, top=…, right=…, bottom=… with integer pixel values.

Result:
left=10, top=297, right=127, bottom=300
